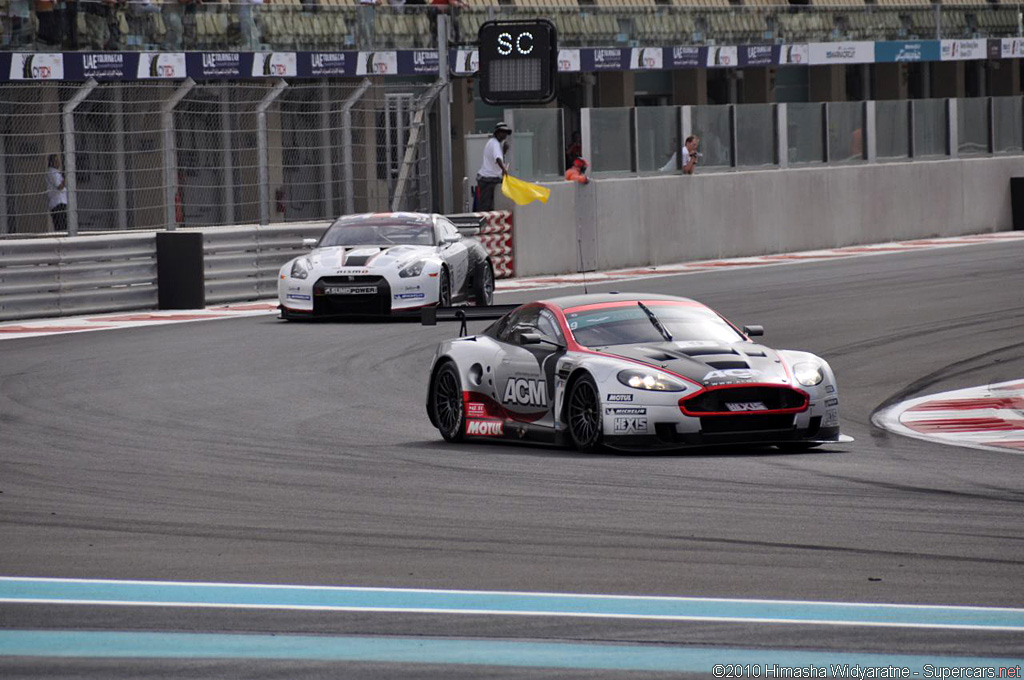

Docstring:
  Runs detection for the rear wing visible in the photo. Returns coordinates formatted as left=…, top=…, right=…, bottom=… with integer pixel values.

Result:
left=446, top=214, right=485, bottom=237
left=422, top=304, right=520, bottom=336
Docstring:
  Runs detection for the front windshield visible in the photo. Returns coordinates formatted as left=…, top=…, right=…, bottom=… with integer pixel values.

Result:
left=565, top=302, right=744, bottom=347
left=319, top=221, right=435, bottom=247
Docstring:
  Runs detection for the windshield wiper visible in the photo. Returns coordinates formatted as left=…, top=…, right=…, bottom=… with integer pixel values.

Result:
left=637, top=301, right=673, bottom=343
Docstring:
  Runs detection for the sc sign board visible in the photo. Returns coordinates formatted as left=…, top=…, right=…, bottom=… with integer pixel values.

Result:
left=478, top=20, right=557, bottom=105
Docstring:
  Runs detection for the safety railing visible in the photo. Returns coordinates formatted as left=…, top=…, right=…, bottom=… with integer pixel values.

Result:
left=3, top=2, right=1023, bottom=53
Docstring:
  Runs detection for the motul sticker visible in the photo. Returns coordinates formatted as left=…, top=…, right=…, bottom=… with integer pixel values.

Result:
left=725, top=401, right=767, bottom=412
left=466, top=402, right=486, bottom=417
left=606, top=394, right=633, bottom=402
left=503, top=378, right=547, bottom=407
left=614, top=417, right=648, bottom=434
left=466, top=420, right=504, bottom=436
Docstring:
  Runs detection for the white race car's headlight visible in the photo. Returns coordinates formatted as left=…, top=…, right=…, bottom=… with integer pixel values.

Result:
left=290, top=258, right=311, bottom=280
left=399, top=260, right=426, bottom=278
left=793, top=362, right=824, bottom=386
left=617, top=369, right=686, bottom=392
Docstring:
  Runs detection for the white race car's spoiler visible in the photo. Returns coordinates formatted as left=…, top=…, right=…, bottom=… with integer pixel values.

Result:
left=422, top=304, right=520, bottom=336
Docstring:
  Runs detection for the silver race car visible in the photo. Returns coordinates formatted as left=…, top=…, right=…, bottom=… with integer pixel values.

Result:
left=425, top=293, right=851, bottom=452
left=279, top=212, right=495, bottom=318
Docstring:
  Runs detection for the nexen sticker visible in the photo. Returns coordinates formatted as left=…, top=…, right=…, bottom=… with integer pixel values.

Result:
left=825, top=398, right=839, bottom=407
left=605, top=407, right=647, bottom=415
left=606, top=394, right=633, bottom=402
left=503, top=378, right=547, bottom=407
left=466, top=420, right=503, bottom=436
left=614, top=417, right=648, bottom=434
left=394, top=293, right=426, bottom=300
left=286, top=294, right=311, bottom=301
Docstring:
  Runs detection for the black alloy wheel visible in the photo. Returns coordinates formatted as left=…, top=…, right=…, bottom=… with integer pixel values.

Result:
left=438, top=268, right=452, bottom=307
left=567, top=374, right=603, bottom=452
left=432, top=362, right=465, bottom=442
left=474, top=260, right=495, bottom=306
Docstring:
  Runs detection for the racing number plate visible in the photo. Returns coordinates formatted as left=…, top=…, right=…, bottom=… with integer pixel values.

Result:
left=324, top=286, right=378, bottom=295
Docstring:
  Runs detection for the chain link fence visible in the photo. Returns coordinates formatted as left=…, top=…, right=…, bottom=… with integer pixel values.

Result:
left=0, top=78, right=442, bottom=236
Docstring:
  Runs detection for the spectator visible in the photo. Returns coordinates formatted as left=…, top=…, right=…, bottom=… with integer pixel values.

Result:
left=476, top=121, right=510, bottom=212
left=46, top=154, right=67, bottom=233
left=239, top=0, right=262, bottom=50
left=34, top=0, right=62, bottom=45
left=659, top=135, right=701, bottom=175
left=565, top=157, right=589, bottom=184
left=565, top=130, right=581, bottom=170
left=357, top=0, right=380, bottom=50
left=63, top=0, right=79, bottom=49
left=428, top=0, right=462, bottom=42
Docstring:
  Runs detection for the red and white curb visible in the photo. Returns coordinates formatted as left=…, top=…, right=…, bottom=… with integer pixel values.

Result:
left=0, top=303, right=279, bottom=341
left=873, top=380, right=1024, bottom=454
left=495, top=231, right=1024, bottom=293
left=3, top=231, right=1022, bottom=341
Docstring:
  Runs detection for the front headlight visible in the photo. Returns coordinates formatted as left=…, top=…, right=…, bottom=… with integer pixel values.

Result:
left=399, top=260, right=426, bottom=278
left=793, top=362, right=824, bottom=386
left=617, top=369, right=686, bottom=392
left=290, top=258, right=310, bottom=280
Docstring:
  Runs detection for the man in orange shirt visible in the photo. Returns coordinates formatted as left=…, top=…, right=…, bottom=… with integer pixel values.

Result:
left=565, top=157, right=589, bottom=184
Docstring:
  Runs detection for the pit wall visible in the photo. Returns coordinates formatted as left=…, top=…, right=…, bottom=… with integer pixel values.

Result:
left=512, top=156, right=1024, bottom=277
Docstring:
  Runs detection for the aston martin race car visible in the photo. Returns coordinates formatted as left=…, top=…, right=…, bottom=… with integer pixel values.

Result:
left=425, top=293, right=850, bottom=452
left=278, top=212, right=495, bottom=318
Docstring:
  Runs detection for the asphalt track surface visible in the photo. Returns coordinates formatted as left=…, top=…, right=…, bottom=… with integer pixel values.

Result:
left=1, top=240, right=1023, bottom=677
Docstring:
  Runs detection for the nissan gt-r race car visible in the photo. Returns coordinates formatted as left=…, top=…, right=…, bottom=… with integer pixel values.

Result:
left=278, top=212, right=495, bottom=318
left=425, top=293, right=851, bottom=452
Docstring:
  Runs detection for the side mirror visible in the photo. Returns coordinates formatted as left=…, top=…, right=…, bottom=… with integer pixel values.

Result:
left=443, top=233, right=463, bottom=245
left=302, top=238, right=318, bottom=248
left=519, top=331, right=565, bottom=349
left=743, top=325, right=764, bottom=337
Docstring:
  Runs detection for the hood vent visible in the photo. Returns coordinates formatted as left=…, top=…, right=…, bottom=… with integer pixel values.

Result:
left=678, top=347, right=739, bottom=357
left=706, top=360, right=750, bottom=370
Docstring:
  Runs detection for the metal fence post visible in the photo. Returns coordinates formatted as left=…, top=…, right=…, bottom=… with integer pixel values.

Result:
left=909, top=99, right=917, bottom=158
left=948, top=98, right=959, bottom=158
left=320, top=81, right=334, bottom=219
left=0, top=135, right=8, bottom=234
left=62, top=78, right=99, bottom=236
left=438, top=12, right=453, bottom=214
left=257, top=79, right=288, bottom=226
left=220, top=86, right=236, bottom=226
left=341, top=79, right=373, bottom=215
left=113, top=84, right=128, bottom=230
left=162, top=78, right=195, bottom=231
left=865, top=100, right=877, bottom=163
left=581, top=107, right=592, bottom=171
left=777, top=103, right=788, bottom=168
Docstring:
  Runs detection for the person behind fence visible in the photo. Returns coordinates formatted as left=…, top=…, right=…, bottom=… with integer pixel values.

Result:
left=476, top=122, right=510, bottom=212
left=46, top=154, right=68, bottom=232
left=565, top=157, right=589, bottom=184
left=659, top=135, right=700, bottom=174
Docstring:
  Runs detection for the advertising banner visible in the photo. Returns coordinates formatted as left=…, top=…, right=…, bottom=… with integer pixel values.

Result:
left=666, top=46, right=704, bottom=68
left=452, top=49, right=478, bottom=75
left=779, top=44, right=809, bottom=65
left=874, top=41, right=940, bottom=63
left=630, top=47, right=663, bottom=70
left=398, top=50, right=439, bottom=76
left=940, top=39, right=986, bottom=61
left=809, top=42, right=874, bottom=65
left=739, top=45, right=775, bottom=67
left=356, top=51, right=398, bottom=76
left=252, top=52, right=297, bottom=77
left=188, top=52, right=245, bottom=79
left=138, top=52, right=186, bottom=79
left=584, top=48, right=628, bottom=71
left=1000, top=38, right=1024, bottom=59
left=9, top=53, right=64, bottom=80
left=557, top=49, right=581, bottom=73
left=705, top=46, right=738, bottom=68
left=302, top=52, right=353, bottom=77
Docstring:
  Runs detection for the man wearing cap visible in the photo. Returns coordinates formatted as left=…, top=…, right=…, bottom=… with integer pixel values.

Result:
left=565, top=157, right=589, bottom=184
left=476, top=122, right=511, bottom=212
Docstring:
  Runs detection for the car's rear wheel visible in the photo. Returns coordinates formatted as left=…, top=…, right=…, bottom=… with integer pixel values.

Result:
left=431, top=362, right=465, bottom=442
left=567, top=374, right=603, bottom=452
left=473, top=260, right=495, bottom=306
left=438, top=268, right=452, bottom=308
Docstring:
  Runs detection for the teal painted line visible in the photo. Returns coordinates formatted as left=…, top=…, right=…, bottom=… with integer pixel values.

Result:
left=1, top=631, right=1022, bottom=672
left=3, top=577, right=1024, bottom=631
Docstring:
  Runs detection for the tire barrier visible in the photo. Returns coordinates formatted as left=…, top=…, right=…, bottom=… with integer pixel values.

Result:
left=448, top=211, right=514, bottom=279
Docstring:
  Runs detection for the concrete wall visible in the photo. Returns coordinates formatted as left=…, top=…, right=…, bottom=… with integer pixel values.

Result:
left=513, top=156, right=1024, bottom=277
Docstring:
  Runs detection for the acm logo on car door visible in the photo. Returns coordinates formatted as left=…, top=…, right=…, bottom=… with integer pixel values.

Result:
left=503, top=378, right=547, bottom=408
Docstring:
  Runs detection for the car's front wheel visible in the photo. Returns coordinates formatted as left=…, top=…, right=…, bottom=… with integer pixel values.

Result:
left=438, top=268, right=452, bottom=308
left=567, top=374, right=603, bottom=452
left=431, top=362, right=465, bottom=442
left=473, top=260, right=495, bottom=306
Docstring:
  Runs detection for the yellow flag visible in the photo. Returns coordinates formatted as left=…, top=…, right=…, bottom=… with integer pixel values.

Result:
left=501, top=174, right=551, bottom=206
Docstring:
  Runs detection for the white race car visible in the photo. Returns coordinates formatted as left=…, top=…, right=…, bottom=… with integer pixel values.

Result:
left=279, top=212, right=495, bottom=319
left=425, top=293, right=852, bottom=452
